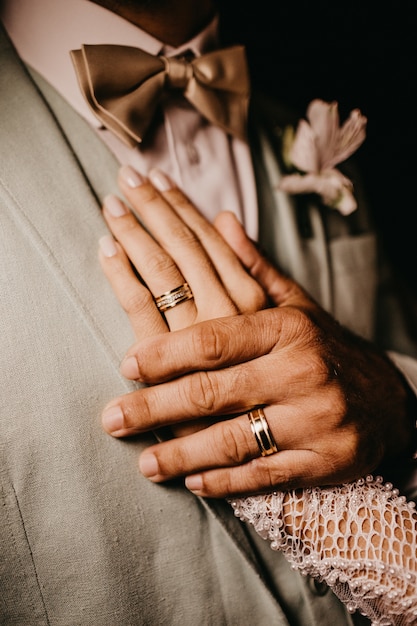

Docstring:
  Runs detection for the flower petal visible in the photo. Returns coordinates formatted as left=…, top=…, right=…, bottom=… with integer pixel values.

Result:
left=278, top=168, right=358, bottom=215
left=278, top=172, right=320, bottom=195
left=327, top=108, right=367, bottom=168
left=306, top=99, right=340, bottom=169
left=289, top=120, right=320, bottom=172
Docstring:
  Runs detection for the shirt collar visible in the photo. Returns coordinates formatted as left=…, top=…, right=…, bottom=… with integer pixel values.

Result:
left=1, top=0, right=220, bottom=127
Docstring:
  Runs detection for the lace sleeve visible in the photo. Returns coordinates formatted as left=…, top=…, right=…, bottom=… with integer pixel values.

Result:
left=229, top=476, right=417, bottom=626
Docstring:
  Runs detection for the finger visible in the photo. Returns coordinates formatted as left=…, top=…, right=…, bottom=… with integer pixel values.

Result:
left=115, top=166, right=238, bottom=321
left=119, top=166, right=266, bottom=315
left=182, top=449, right=349, bottom=498
left=137, top=413, right=259, bottom=481
left=147, top=168, right=267, bottom=313
left=119, top=310, right=284, bottom=383
left=102, top=342, right=322, bottom=435
left=215, top=211, right=304, bottom=307
left=135, top=407, right=354, bottom=494
left=102, top=194, right=197, bottom=331
left=98, top=234, right=167, bottom=339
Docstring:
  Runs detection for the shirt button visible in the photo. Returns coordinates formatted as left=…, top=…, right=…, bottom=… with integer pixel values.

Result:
left=308, top=577, right=329, bottom=596
left=186, top=143, right=200, bottom=165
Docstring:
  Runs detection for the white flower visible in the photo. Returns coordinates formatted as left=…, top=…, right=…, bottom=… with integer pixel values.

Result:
left=279, top=99, right=367, bottom=215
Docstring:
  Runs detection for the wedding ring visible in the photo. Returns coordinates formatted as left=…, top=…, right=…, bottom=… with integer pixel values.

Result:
left=155, top=282, right=194, bottom=312
left=248, top=408, right=278, bottom=457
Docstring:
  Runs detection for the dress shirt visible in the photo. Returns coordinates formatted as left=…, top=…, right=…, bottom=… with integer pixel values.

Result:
left=0, top=0, right=259, bottom=239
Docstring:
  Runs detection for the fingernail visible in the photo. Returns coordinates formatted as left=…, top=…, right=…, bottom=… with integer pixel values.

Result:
left=139, top=452, right=159, bottom=478
left=120, top=165, right=145, bottom=188
left=149, top=168, right=174, bottom=192
left=99, top=234, right=118, bottom=258
left=104, top=194, right=127, bottom=217
left=102, top=404, right=124, bottom=433
left=120, top=355, right=140, bottom=379
left=185, top=474, right=203, bottom=492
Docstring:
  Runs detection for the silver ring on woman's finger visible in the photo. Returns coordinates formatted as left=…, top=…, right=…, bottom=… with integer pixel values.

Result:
left=155, top=282, right=194, bottom=312
left=248, top=407, right=278, bottom=456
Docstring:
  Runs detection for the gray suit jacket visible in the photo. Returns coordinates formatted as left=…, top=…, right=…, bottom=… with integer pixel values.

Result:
left=1, top=25, right=414, bottom=625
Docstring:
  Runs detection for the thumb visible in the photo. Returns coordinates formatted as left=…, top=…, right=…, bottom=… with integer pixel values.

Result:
left=214, top=211, right=298, bottom=306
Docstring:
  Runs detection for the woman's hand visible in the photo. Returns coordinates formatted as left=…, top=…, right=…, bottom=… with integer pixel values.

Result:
left=99, top=165, right=266, bottom=438
left=99, top=166, right=414, bottom=498
left=99, top=166, right=266, bottom=336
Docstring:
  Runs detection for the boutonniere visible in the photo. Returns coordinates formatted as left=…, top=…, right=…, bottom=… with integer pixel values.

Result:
left=278, top=99, right=367, bottom=215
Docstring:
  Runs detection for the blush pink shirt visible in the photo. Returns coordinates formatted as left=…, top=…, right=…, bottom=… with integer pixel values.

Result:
left=1, top=0, right=259, bottom=239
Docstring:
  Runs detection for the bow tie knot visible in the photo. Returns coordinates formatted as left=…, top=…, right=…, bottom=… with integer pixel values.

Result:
left=71, top=44, right=250, bottom=147
left=163, top=56, right=194, bottom=90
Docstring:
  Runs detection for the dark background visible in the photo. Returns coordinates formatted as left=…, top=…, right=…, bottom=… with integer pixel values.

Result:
left=218, top=0, right=416, bottom=292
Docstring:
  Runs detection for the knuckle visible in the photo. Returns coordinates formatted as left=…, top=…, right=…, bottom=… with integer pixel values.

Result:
left=248, top=457, right=288, bottom=490
left=121, top=394, right=150, bottom=431
left=159, top=443, right=190, bottom=476
left=340, top=424, right=381, bottom=474
left=191, top=323, right=226, bottom=365
left=252, top=283, right=268, bottom=311
left=186, top=371, right=219, bottom=414
left=134, top=343, right=164, bottom=381
left=239, top=281, right=268, bottom=313
left=306, top=354, right=334, bottom=389
left=215, top=471, right=240, bottom=497
left=141, top=249, right=178, bottom=280
left=267, top=462, right=294, bottom=488
left=220, top=420, right=253, bottom=464
left=287, top=321, right=338, bottom=389
left=166, top=189, right=192, bottom=212
left=328, top=382, right=348, bottom=416
left=167, top=222, right=196, bottom=249
left=195, top=470, right=230, bottom=497
left=121, top=289, right=154, bottom=316
left=279, top=307, right=313, bottom=347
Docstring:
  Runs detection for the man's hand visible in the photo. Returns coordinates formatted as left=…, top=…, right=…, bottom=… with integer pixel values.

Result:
left=99, top=166, right=414, bottom=498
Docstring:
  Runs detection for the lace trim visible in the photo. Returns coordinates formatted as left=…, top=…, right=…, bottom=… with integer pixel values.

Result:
left=229, top=476, right=417, bottom=626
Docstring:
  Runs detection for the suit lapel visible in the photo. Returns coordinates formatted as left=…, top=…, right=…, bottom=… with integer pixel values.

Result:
left=249, top=97, right=335, bottom=312
left=0, top=29, right=136, bottom=377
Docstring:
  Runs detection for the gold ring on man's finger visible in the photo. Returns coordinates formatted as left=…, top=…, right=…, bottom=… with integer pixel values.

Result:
left=248, top=407, right=278, bottom=457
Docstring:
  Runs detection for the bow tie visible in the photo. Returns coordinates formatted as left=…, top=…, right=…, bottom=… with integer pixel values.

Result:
left=70, top=44, right=250, bottom=147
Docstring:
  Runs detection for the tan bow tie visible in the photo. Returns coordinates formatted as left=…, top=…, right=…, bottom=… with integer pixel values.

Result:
left=70, top=44, right=250, bottom=147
